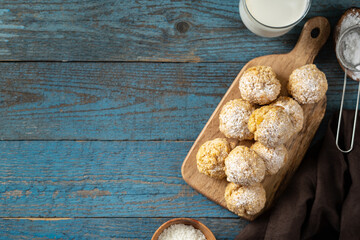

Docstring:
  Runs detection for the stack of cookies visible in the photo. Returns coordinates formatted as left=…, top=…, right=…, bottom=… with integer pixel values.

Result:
left=196, top=64, right=327, bottom=216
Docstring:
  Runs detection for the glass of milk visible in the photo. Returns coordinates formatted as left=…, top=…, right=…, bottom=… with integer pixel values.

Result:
left=239, top=0, right=311, bottom=37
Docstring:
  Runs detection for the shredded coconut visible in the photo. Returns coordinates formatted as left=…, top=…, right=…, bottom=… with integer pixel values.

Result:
left=158, top=224, right=206, bottom=240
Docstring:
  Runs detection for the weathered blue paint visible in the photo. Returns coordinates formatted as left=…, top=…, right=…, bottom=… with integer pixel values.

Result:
left=0, top=0, right=354, bottom=61
left=0, top=141, right=239, bottom=218
left=0, top=217, right=246, bottom=240
left=0, top=62, right=358, bottom=140
left=0, top=62, right=237, bottom=140
left=0, top=0, right=358, bottom=239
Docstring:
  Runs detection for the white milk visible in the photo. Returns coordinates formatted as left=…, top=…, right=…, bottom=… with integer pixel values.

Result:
left=239, top=0, right=310, bottom=37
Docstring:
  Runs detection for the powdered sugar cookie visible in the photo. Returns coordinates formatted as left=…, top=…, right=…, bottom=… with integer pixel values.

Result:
left=219, top=99, right=255, bottom=140
left=248, top=105, right=294, bottom=148
left=196, top=138, right=232, bottom=179
left=271, top=96, right=304, bottom=133
left=239, top=66, right=281, bottom=105
left=225, top=182, right=266, bottom=216
left=251, top=142, right=288, bottom=175
left=288, top=64, right=327, bottom=104
left=225, top=146, right=265, bottom=186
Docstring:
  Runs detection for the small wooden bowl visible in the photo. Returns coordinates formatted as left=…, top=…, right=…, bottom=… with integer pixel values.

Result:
left=151, top=218, right=216, bottom=240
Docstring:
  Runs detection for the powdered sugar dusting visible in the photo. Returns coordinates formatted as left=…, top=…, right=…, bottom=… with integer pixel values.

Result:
left=271, top=96, right=304, bottom=133
left=225, top=182, right=266, bottom=216
left=219, top=99, right=255, bottom=140
left=342, top=31, right=360, bottom=66
left=338, top=10, right=360, bottom=80
left=225, top=146, right=265, bottom=186
left=339, top=10, right=360, bottom=40
left=251, top=142, right=287, bottom=175
left=249, top=106, right=295, bottom=148
left=288, top=64, right=327, bottom=104
left=239, top=66, right=281, bottom=105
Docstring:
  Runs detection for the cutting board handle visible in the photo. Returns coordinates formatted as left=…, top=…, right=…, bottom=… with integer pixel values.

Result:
left=291, top=17, right=330, bottom=63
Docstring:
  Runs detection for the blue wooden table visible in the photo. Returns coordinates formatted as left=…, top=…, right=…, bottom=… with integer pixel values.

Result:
left=0, top=1, right=358, bottom=239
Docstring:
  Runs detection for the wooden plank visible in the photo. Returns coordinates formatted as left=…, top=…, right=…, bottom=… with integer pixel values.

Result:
left=0, top=141, right=240, bottom=218
left=0, top=62, right=357, bottom=141
left=0, top=0, right=353, bottom=61
left=0, top=62, right=237, bottom=140
left=0, top=217, right=247, bottom=240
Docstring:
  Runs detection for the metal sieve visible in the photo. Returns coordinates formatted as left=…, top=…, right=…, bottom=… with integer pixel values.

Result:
left=335, top=24, right=360, bottom=153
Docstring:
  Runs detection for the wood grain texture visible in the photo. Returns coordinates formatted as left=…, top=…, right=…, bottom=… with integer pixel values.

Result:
left=0, top=0, right=358, bottom=238
left=0, top=61, right=358, bottom=141
left=0, top=0, right=355, bottom=61
left=0, top=62, right=239, bottom=140
left=0, top=217, right=246, bottom=240
left=182, top=17, right=330, bottom=220
left=0, top=140, right=245, bottom=218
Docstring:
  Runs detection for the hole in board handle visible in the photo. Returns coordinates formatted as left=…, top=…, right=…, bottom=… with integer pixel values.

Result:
left=311, top=27, right=320, bottom=38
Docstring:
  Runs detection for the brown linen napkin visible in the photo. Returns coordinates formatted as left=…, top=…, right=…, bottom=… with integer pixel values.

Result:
left=236, top=110, right=360, bottom=240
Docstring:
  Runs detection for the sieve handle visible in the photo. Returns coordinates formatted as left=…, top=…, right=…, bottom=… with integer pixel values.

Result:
left=291, top=17, right=331, bottom=64
left=336, top=69, right=360, bottom=153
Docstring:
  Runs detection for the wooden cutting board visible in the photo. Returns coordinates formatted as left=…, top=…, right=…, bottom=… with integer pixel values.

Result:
left=181, top=17, right=331, bottom=221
